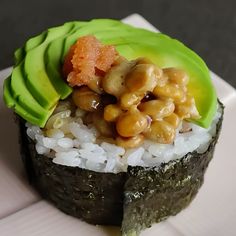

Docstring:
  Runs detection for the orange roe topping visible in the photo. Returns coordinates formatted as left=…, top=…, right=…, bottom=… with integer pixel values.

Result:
left=63, top=35, right=118, bottom=87
left=96, top=45, right=117, bottom=72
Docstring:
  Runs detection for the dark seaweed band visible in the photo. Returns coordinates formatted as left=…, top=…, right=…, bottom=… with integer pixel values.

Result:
left=18, top=101, right=224, bottom=236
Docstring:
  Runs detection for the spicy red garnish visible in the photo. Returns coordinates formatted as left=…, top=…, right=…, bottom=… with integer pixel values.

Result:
left=63, top=35, right=117, bottom=87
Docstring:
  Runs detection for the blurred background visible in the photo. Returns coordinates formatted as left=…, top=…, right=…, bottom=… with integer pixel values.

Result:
left=0, top=0, right=235, bottom=87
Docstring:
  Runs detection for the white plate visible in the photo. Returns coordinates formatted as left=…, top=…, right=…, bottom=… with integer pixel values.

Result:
left=0, top=14, right=236, bottom=236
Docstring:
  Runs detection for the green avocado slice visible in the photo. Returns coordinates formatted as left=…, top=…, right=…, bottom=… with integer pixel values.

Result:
left=14, top=48, right=24, bottom=65
left=24, top=22, right=74, bottom=109
left=14, top=31, right=47, bottom=65
left=3, top=77, right=16, bottom=108
left=9, top=31, right=55, bottom=127
left=44, top=22, right=84, bottom=99
left=3, top=77, right=51, bottom=125
left=10, top=63, right=54, bottom=125
left=25, top=31, right=47, bottom=52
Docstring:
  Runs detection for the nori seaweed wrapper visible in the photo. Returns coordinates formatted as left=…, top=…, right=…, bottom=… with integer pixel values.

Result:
left=18, top=119, right=126, bottom=225
left=122, top=101, right=224, bottom=235
left=18, top=101, right=224, bottom=235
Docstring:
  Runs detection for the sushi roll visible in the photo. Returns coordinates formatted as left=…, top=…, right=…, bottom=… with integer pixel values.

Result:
left=3, top=19, right=223, bottom=236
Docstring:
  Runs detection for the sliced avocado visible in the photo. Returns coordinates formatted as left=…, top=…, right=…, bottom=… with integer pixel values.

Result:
left=3, top=77, right=15, bottom=108
left=25, top=31, right=47, bottom=52
left=10, top=30, right=53, bottom=126
left=3, top=77, right=52, bottom=126
left=44, top=22, right=84, bottom=99
left=10, top=62, right=54, bottom=124
left=4, top=19, right=216, bottom=128
left=14, top=31, right=47, bottom=65
left=14, top=47, right=24, bottom=65
left=24, top=22, right=74, bottom=109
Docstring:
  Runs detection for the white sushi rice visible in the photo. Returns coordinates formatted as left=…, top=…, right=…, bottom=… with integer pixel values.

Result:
left=26, top=107, right=221, bottom=173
